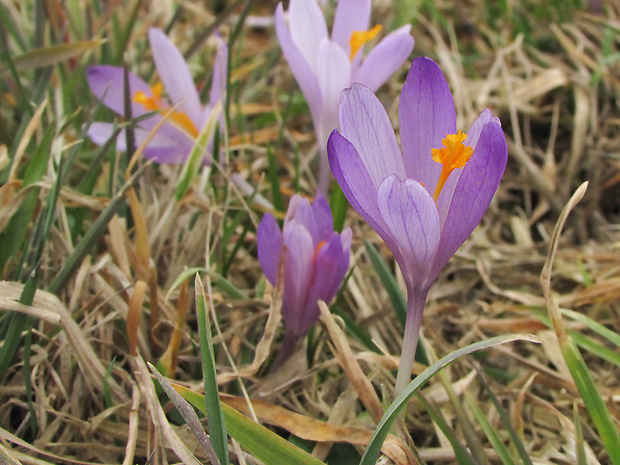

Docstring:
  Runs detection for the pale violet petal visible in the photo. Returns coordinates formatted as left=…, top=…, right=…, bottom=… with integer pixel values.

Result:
left=330, top=0, right=371, bottom=53
left=288, top=0, right=328, bottom=73
left=432, top=121, right=507, bottom=278
left=399, top=57, right=456, bottom=194
left=338, top=84, right=406, bottom=188
left=353, top=24, right=414, bottom=92
left=257, top=214, right=283, bottom=286
left=315, top=38, right=351, bottom=151
left=275, top=3, right=322, bottom=131
left=149, top=28, right=203, bottom=124
left=377, top=175, right=440, bottom=290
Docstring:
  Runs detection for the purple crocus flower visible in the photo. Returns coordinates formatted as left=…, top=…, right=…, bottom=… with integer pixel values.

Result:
left=86, top=28, right=227, bottom=164
left=275, top=0, right=414, bottom=192
left=327, top=57, right=508, bottom=394
left=257, top=193, right=352, bottom=366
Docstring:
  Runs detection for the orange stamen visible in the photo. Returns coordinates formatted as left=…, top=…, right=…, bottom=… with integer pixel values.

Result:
left=431, top=130, right=473, bottom=201
left=349, top=24, right=382, bottom=61
left=132, top=82, right=199, bottom=138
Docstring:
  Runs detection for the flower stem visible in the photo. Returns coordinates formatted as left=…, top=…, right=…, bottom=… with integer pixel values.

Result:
left=318, top=152, right=331, bottom=195
left=270, top=329, right=299, bottom=371
left=394, top=288, right=428, bottom=397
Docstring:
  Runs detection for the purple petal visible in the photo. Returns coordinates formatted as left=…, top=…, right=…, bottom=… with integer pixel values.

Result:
left=327, top=130, right=404, bottom=266
left=298, top=231, right=350, bottom=336
left=288, top=0, right=328, bottom=72
left=432, top=121, right=507, bottom=277
left=435, top=108, right=497, bottom=224
left=312, top=191, right=334, bottom=242
left=257, top=213, right=283, bottom=286
left=330, top=0, right=371, bottom=54
left=284, top=195, right=320, bottom=244
left=282, top=222, right=316, bottom=336
left=315, top=39, right=351, bottom=149
left=208, top=34, right=228, bottom=112
left=87, top=122, right=195, bottom=163
left=86, top=66, right=155, bottom=125
left=353, top=25, right=414, bottom=92
left=275, top=3, right=322, bottom=130
left=399, top=57, right=456, bottom=194
left=377, top=175, right=440, bottom=290
left=339, top=84, right=406, bottom=188
left=149, top=28, right=203, bottom=124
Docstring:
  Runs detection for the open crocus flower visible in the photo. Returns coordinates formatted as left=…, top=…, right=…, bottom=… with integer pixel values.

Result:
left=327, top=57, right=508, bottom=394
left=257, top=193, right=352, bottom=366
left=275, top=0, right=414, bottom=192
left=86, top=28, right=227, bottom=164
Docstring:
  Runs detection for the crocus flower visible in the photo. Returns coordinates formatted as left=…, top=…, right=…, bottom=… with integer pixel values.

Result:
left=275, top=0, right=414, bottom=192
left=86, top=28, right=227, bottom=164
left=257, top=193, right=351, bottom=366
left=327, top=57, right=508, bottom=394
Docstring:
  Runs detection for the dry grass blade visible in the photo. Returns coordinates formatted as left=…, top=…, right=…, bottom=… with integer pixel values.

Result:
left=133, top=355, right=202, bottom=465
left=318, top=300, right=384, bottom=424
left=220, top=394, right=414, bottom=465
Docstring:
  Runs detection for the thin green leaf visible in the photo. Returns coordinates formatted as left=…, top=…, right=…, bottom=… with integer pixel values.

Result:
left=330, top=182, right=348, bottom=233
left=359, top=334, right=540, bottom=465
left=363, top=239, right=406, bottom=327
left=178, top=386, right=327, bottom=465
left=475, top=368, right=534, bottom=465
left=416, top=394, right=478, bottom=465
left=540, top=182, right=620, bottom=465
left=148, top=363, right=220, bottom=465
left=195, top=274, right=229, bottom=465
left=175, top=102, right=221, bottom=201
left=1, top=40, right=105, bottom=74
left=166, top=267, right=247, bottom=301
left=560, top=308, right=620, bottom=349
left=466, top=395, right=516, bottom=465
left=266, top=145, right=284, bottom=213
left=573, top=403, right=588, bottom=465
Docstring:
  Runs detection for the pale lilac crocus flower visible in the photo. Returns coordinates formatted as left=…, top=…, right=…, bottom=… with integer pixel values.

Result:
left=257, top=193, right=351, bottom=366
left=275, top=0, right=414, bottom=192
left=327, top=57, right=508, bottom=394
left=86, top=28, right=227, bottom=164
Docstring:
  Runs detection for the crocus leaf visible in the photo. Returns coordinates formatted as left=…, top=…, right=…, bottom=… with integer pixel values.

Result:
left=176, top=385, right=327, bottom=465
left=359, top=334, right=540, bottom=465
left=175, top=101, right=222, bottom=201
left=1, top=40, right=105, bottom=73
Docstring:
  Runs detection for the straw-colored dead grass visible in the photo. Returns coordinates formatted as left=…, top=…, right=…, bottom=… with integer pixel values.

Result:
left=1, top=1, right=620, bottom=464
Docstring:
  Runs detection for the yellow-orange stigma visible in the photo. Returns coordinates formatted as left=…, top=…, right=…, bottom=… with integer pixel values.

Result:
left=313, top=240, right=327, bottom=261
left=133, top=82, right=198, bottom=138
left=349, top=24, right=382, bottom=61
left=431, top=130, right=473, bottom=201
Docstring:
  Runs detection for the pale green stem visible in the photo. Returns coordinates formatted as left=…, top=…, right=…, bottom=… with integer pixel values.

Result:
left=318, top=147, right=330, bottom=195
left=394, top=288, right=428, bottom=397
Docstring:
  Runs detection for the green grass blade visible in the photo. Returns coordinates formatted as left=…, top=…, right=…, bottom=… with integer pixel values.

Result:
left=466, top=395, right=516, bottom=465
left=167, top=267, right=247, bottom=301
left=266, top=145, right=284, bottom=213
left=560, top=308, right=620, bottom=348
left=329, top=182, right=348, bottom=233
left=195, top=274, right=229, bottom=465
left=47, top=166, right=144, bottom=294
left=174, top=102, right=221, bottom=201
left=178, top=386, right=326, bottom=465
left=416, top=394, right=478, bottom=465
left=541, top=182, right=620, bottom=465
left=363, top=239, right=406, bottom=327
left=359, top=334, right=539, bottom=465
left=149, top=363, right=221, bottom=464
left=475, top=368, right=534, bottom=465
